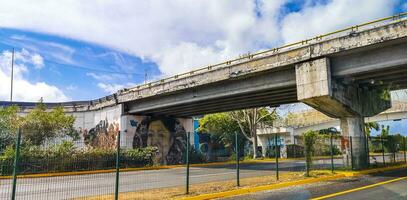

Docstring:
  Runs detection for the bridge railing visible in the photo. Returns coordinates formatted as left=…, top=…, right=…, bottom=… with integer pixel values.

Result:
left=120, top=12, right=407, bottom=95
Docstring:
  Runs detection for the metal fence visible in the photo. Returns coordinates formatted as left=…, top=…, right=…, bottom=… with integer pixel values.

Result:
left=1, top=130, right=406, bottom=200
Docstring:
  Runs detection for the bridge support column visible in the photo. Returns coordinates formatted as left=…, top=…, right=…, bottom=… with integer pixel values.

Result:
left=295, top=58, right=391, bottom=169
left=340, top=117, right=366, bottom=168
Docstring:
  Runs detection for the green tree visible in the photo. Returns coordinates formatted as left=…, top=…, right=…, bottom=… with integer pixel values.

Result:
left=364, top=122, right=379, bottom=137
left=230, top=107, right=277, bottom=159
left=303, top=130, right=318, bottom=177
left=0, top=105, right=21, bottom=152
left=198, top=113, right=243, bottom=150
left=22, top=103, right=79, bottom=145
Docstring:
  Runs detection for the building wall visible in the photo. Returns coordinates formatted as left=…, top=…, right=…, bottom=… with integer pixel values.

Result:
left=64, top=104, right=194, bottom=149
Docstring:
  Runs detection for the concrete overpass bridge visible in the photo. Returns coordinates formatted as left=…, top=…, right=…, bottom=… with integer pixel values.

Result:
left=2, top=13, right=407, bottom=169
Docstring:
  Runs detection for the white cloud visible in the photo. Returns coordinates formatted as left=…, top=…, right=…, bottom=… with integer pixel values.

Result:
left=0, top=49, right=68, bottom=102
left=12, top=48, right=45, bottom=69
left=0, top=0, right=285, bottom=76
left=30, top=54, right=44, bottom=69
left=5, top=35, right=76, bottom=65
left=281, top=0, right=396, bottom=43
left=0, top=0, right=398, bottom=78
left=97, top=83, right=124, bottom=94
left=66, top=84, right=77, bottom=91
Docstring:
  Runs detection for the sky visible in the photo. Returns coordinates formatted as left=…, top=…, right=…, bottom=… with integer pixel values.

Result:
left=0, top=0, right=405, bottom=102
left=0, top=0, right=406, bottom=134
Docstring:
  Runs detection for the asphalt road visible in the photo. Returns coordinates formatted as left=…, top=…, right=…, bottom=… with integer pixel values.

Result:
left=0, top=154, right=404, bottom=200
left=221, top=167, right=407, bottom=200
left=0, top=158, right=342, bottom=200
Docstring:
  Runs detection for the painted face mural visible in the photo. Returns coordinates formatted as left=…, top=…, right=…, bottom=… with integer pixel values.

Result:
left=132, top=117, right=186, bottom=165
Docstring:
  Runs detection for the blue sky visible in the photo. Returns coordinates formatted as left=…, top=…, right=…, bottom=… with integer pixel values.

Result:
left=0, top=28, right=160, bottom=101
left=370, top=119, right=407, bottom=136
left=0, top=0, right=405, bottom=102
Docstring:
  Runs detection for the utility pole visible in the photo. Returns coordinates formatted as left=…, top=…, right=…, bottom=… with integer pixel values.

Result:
left=10, top=48, right=15, bottom=102
left=144, top=69, right=148, bottom=84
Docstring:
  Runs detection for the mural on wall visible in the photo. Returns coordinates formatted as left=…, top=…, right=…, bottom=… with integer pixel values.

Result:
left=80, top=119, right=120, bottom=149
left=132, top=116, right=187, bottom=165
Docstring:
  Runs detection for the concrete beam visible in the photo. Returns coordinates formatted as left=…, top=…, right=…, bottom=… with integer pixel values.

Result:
left=295, top=57, right=392, bottom=169
left=126, top=69, right=296, bottom=115
left=296, top=58, right=391, bottom=118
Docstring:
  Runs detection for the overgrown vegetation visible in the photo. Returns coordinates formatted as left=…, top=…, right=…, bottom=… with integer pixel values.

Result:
left=303, top=130, right=318, bottom=177
left=0, top=102, right=79, bottom=148
left=198, top=107, right=278, bottom=160
left=0, top=141, right=157, bottom=175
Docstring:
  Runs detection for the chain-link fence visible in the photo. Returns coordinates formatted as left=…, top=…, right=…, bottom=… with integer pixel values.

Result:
left=1, top=130, right=406, bottom=200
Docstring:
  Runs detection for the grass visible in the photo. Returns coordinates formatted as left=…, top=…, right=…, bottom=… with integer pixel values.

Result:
left=76, top=171, right=334, bottom=200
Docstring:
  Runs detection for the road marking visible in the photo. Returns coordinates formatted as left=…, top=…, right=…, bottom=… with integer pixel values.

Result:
left=311, top=176, right=407, bottom=200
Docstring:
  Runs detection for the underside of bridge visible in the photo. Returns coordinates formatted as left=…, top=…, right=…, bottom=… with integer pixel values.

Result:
left=124, top=37, right=407, bottom=118
left=122, top=25, right=407, bottom=170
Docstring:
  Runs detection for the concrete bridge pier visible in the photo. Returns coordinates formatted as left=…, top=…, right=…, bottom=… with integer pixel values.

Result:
left=295, top=58, right=391, bottom=169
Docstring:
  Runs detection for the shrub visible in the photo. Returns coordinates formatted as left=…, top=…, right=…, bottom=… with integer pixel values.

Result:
left=0, top=142, right=157, bottom=175
left=303, top=130, right=318, bottom=177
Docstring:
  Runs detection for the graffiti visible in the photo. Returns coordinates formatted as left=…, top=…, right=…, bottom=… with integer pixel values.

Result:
left=81, top=119, right=120, bottom=149
left=132, top=116, right=186, bottom=165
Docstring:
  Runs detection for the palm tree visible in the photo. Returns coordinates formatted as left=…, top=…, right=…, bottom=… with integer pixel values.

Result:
left=364, top=122, right=380, bottom=137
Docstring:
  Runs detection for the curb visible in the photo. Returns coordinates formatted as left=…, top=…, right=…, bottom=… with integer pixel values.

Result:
left=0, top=156, right=339, bottom=179
left=178, top=164, right=407, bottom=200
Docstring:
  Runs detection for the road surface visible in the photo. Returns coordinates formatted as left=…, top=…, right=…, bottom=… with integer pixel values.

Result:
left=0, top=158, right=342, bottom=200
left=221, top=167, right=407, bottom=200
left=0, top=154, right=404, bottom=200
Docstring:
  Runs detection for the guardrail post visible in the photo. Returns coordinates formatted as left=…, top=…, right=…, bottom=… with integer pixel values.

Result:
left=404, top=136, right=406, bottom=163
left=186, top=132, right=190, bottom=194
left=330, top=132, right=334, bottom=173
left=11, top=129, right=22, bottom=200
left=235, top=132, right=240, bottom=187
left=350, top=136, right=354, bottom=170
left=275, top=134, right=279, bottom=180
left=115, top=131, right=121, bottom=200
left=381, top=136, right=386, bottom=166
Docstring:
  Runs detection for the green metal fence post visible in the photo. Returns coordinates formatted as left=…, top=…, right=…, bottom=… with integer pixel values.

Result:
left=293, top=136, right=296, bottom=158
left=11, top=129, right=22, bottom=200
left=381, top=136, right=386, bottom=166
left=115, top=131, right=121, bottom=200
left=186, top=132, right=190, bottom=194
left=404, top=136, right=406, bottom=163
left=350, top=136, right=354, bottom=170
left=330, top=132, right=334, bottom=173
left=235, top=132, right=240, bottom=187
left=366, top=136, right=370, bottom=168
left=275, top=134, right=279, bottom=181
left=390, top=136, right=397, bottom=163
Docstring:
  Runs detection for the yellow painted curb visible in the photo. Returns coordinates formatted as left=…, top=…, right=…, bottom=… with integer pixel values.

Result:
left=179, top=174, right=346, bottom=200
left=178, top=164, right=407, bottom=200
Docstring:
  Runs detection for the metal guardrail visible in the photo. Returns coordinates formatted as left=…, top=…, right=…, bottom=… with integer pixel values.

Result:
left=121, top=12, right=407, bottom=94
